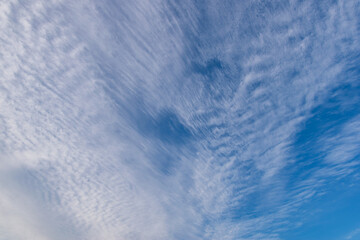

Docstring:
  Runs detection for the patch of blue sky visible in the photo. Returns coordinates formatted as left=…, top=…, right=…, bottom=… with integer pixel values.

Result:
left=280, top=184, right=360, bottom=240
left=289, top=67, right=360, bottom=181
left=276, top=44, right=360, bottom=239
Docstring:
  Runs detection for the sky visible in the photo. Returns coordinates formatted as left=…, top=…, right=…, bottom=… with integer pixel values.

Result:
left=0, top=0, right=359, bottom=239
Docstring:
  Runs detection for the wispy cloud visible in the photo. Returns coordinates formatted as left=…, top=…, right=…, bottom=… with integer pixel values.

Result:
left=1, top=0, right=359, bottom=239
left=346, top=227, right=360, bottom=240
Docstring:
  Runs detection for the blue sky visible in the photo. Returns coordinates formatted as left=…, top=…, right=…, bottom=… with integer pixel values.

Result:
left=0, top=0, right=359, bottom=239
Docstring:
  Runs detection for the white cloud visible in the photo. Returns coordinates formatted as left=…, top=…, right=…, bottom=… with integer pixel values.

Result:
left=0, top=0, right=359, bottom=239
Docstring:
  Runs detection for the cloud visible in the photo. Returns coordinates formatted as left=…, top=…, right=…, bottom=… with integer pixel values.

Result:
left=346, top=227, right=360, bottom=240
left=0, top=0, right=359, bottom=239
